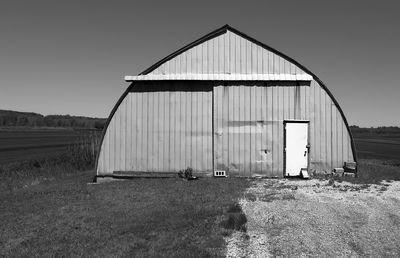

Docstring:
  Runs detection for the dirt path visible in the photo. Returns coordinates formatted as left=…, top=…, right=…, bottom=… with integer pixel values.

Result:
left=225, top=179, right=400, bottom=257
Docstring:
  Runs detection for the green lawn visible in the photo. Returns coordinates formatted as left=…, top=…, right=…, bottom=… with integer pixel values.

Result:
left=0, top=171, right=249, bottom=257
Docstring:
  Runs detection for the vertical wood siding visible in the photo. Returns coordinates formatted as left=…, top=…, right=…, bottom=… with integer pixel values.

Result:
left=149, top=31, right=307, bottom=76
left=97, top=81, right=213, bottom=175
left=212, top=81, right=354, bottom=177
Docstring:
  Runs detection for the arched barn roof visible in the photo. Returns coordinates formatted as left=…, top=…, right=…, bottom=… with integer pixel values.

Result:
left=95, top=24, right=357, bottom=173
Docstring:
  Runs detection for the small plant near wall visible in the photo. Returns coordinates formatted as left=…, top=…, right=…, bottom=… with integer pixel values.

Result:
left=178, top=167, right=198, bottom=180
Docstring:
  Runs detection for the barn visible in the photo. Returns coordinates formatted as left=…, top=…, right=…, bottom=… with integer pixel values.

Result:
left=95, top=25, right=356, bottom=180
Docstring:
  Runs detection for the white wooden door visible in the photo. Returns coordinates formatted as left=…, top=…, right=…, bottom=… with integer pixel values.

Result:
left=285, top=122, right=309, bottom=176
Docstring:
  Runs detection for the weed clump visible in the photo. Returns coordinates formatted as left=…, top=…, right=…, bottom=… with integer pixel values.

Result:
left=178, top=167, right=197, bottom=180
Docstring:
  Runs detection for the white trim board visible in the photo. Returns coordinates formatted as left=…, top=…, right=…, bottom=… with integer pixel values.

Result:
left=124, top=73, right=313, bottom=82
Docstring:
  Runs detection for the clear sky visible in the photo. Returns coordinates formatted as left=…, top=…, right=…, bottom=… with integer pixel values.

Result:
left=0, top=0, right=399, bottom=127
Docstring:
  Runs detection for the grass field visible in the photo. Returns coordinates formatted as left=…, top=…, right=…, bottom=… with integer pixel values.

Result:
left=354, top=135, right=400, bottom=160
left=0, top=129, right=99, bottom=164
left=1, top=128, right=400, bottom=257
left=0, top=172, right=249, bottom=257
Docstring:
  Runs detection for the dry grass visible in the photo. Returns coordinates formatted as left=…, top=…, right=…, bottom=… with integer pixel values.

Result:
left=227, top=178, right=400, bottom=257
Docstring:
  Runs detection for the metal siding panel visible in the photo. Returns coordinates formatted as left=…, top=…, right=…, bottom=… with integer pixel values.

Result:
left=279, top=56, right=285, bottom=74
left=188, top=91, right=193, bottom=168
left=103, top=123, right=110, bottom=174
left=139, top=92, right=147, bottom=171
left=241, top=86, right=249, bottom=175
left=314, top=82, right=321, bottom=171
left=336, top=109, right=343, bottom=167
left=192, top=90, right=197, bottom=171
left=277, top=86, right=285, bottom=175
left=143, top=92, right=150, bottom=171
left=274, top=55, right=280, bottom=74
left=235, top=34, right=241, bottom=73
left=126, top=94, right=132, bottom=170
left=215, top=85, right=224, bottom=170
left=195, top=45, right=200, bottom=74
left=233, top=86, right=241, bottom=174
left=116, top=107, right=122, bottom=172
left=182, top=91, right=189, bottom=169
left=289, top=86, right=295, bottom=119
left=272, top=86, right=279, bottom=176
left=244, top=86, right=251, bottom=175
left=267, top=51, right=273, bottom=73
left=210, top=38, right=216, bottom=74
left=222, top=86, right=229, bottom=171
left=296, top=86, right=302, bottom=120
left=251, top=44, right=257, bottom=74
left=246, top=39, right=252, bottom=74
left=121, top=97, right=127, bottom=171
left=198, top=90, right=204, bottom=171
left=219, top=35, right=224, bottom=73
left=157, top=91, right=165, bottom=171
left=283, top=87, right=289, bottom=120
left=135, top=93, right=142, bottom=171
left=176, top=90, right=183, bottom=170
left=320, top=87, right=327, bottom=172
left=224, top=32, right=229, bottom=73
left=308, top=83, right=315, bottom=172
left=111, top=116, right=116, bottom=172
left=240, top=37, right=246, bottom=73
left=166, top=90, right=171, bottom=171
left=207, top=40, right=213, bottom=74
left=228, top=85, right=236, bottom=174
left=206, top=89, right=213, bottom=171
left=202, top=42, right=207, bottom=74
left=148, top=92, right=156, bottom=172
left=266, top=85, right=274, bottom=176
left=177, top=90, right=183, bottom=170
left=249, top=86, right=255, bottom=174
left=109, top=111, right=115, bottom=172
left=257, top=45, right=263, bottom=74
left=130, top=93, right=137, bottom=171
left=147, top=31, right=308, bottom=76
left=325, top=92, right=332, bottom=172
left=229, top=31, right=235, bottom=74
left=253, top=86, right=261, bottom=175
left=203, top=90, right=211, bottom=171
left=332, top=104, right=338, bottom=168
left=252, top=86, right=263, bottom=176
left=170, top=90, right=177, bottom=171
left=262, top=48, right=268, bottom=73
left=107, top=122, right=112, bottom=173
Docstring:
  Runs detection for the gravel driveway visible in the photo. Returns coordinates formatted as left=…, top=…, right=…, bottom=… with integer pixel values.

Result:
left=225, top=179, right=400, bottom=257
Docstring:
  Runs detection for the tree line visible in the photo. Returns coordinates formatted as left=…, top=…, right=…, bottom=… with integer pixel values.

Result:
left=350, top=125, right=400, bottom=135
left=0, top=110, right=106, bottom=129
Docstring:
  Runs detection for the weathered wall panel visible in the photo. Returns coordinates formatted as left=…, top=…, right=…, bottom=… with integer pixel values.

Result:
left=97, top=82, right=213, bottom=175
left=212, top=81, right=354, bottom=177
left=149, top=31, right=308, bottom=76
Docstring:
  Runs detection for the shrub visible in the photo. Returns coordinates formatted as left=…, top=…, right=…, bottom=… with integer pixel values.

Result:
left=178, top=167, right=194, bottom=179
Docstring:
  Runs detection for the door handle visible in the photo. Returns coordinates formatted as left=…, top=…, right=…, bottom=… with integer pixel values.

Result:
left=304, top=150, right=307, bottom=157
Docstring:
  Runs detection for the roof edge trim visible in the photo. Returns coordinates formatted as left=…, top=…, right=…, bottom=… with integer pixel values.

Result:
left=125, top=74, right=313, bottom=81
